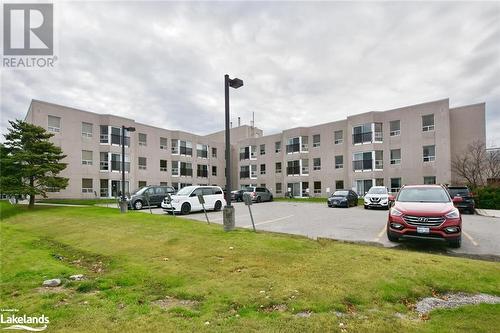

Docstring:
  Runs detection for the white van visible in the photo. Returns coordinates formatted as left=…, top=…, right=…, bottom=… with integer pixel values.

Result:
left=161, top=185, right=226, bottom=215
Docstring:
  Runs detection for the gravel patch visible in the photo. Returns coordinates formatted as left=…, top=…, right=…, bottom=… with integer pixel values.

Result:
left=151, top=296, right=199, bottom=310
left=416, top=293, right=500, bottom=314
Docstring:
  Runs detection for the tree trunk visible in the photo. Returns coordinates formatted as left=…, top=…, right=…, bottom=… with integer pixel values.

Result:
left=29, top=176, right=35, bottom=208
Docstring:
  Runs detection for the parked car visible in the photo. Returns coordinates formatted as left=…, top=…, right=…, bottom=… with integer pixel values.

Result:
left=231, top=188, right=249, bottom=202
left=386, top=184, right=463, bottom=248
left=161, top=185, right=225, bottom=215
left=446, top=186, right=475, bottom=214
left=243, top=186, right=273, bottom=203
left=328, top=190, right=358, bottom=208
left=128, top=185, right=176, bottom=210
left=364, top=186, right=390, bottom=209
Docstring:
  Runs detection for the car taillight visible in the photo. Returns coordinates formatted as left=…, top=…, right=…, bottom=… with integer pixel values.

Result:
left=252, top=192, right=256, bottom=197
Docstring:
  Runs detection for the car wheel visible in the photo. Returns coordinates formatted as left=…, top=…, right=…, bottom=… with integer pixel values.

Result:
left=469, top=208, right=475, bottom=215
left=364, top=205, right=368, bottom=210
left=269, top=195, right=273, bottom=202
left=214, top=200, right=222, bottom=211
left=387, top=229, right=399, bottom=242
left=256, top=196, right=261, bottom=203
left=448, top=237, right=461, bottom=248
left=133, top=200, right=143, bottom=210
left=180, top=202, right=191, bottom=215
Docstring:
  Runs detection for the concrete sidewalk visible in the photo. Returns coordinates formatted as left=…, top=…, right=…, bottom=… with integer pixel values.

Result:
left=476, top=209, right=500, bottom=218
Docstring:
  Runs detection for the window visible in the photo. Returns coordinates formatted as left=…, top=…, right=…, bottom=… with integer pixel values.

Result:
left=99, top=179, right=108, bottom=197
left=313, top=134, right=320, bottom=147
left=250, top=146, right=257, bottom=159
left=301, top=136, right=309, bottom=152
left=374, top=123, right=383, bottom=142
left=335, top=180, right=344, bottom=190
left=334, top=130, right=343, bottom=144
left=376, top=178, right=384, bottom=186
left=353, top=152, right=372, bottom=171
left=160, top=182, right=168, bottom=187
left=424, top=176, right=436, bottom=184
left=287, top=160, right=300, bottom=175
left=138, top=157, right=147, bottom=170
left=286, top=137, right=300, bottom=153
left=335, top=155, right=343, bottom=169
left=390, top=178, right=401, bottom=193
left=180, top=141, right=193, bottom=156
left=390, top=149, right=401, bottom=165
left=260, top=144, right=266, bottom=155
left=260, top=164, right=266, bottom=175
left=423, top=145, right=436, bottom=162
left=171, top=139, right=179, bottom=154
left=110, top=127, right=130, bottom=146
left=138, top=133, right=147, bottom=146
left=180, top=162, right=193, bottom=176
left=171, top=161, right=179, bottom=176
left=275, top=141, right=281, bottom=153
left=240, top=165, right=250, bottom=179
left=197, top=144, right=208, bottom=158
left=172, top=182, right=179, bottom=190
left=212, top=166, right=217, bottom=176
left=110, top=153, right=130, bottom=172
left=160, top=137, right=168, bottom=150
left=301, top=159, right=309, bottom=175
left=250, top=165, right=257, bottom=178
left=48, top=115, right=61, bottom=133
left=390, top=120, right=400, bottom=136
left=100, top=125, right=108, bottom=143
left=314, top=181, right=321, bottom=194
left=356, top=179, right=373, bottom=195
left=82, top=122, right=93, bottom=137
left=239, top=147, right=250, bottom=160
left=82, top=178, right=93, bottom=193
left=353, top=124, right=372, bottom=144
left=138, top=181, right=147, bottom=188
left=422, top=114, right=435, bottom=132
left=82, top=150, right=93, bottom=165
left=313, top=158, right=321, bottom=170
left=374, top=150, right=383, bottom=170
left=197, top=164, right=208, bottom=178
left=275, top=162, right=282, bottom=174
left=160, top=159, right=167, bottom=172
left=100, top=152, right=109, bottom=171
left=276, top=183, right=282, bottom=194
left=212, top=147, right=217, bottom=158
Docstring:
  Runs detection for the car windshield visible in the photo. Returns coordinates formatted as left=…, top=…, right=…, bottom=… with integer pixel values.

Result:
left=368, top=187, right=387, bottom=195
left=397, top=187, right=450, bottom=203
left=131, top=187, right=146, bottom=195
left=332, top=191, right=348, bottom=196
left=448, top=188, right=470, bottom=197
left=176, top=186, right=195, bottom=196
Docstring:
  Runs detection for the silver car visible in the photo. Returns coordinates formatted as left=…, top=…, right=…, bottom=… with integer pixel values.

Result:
left=243, top=186, right=273, bottom=203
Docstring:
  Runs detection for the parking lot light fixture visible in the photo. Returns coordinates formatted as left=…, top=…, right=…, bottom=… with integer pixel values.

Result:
left=120, top=125, right=136, bottom=213
left=223, top=74, right=243, bottom=231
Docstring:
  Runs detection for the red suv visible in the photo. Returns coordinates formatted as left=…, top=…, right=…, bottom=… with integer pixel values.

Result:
left=387, top=185, right=463, bottom=248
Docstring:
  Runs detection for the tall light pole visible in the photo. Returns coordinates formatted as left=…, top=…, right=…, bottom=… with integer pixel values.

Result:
left=223, top=74, right=243, bottom=231
left=120, top=125, right=135, bottom=213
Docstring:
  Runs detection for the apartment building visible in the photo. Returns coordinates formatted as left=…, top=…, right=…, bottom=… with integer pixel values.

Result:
left=24, top=98, right=485, bottom=199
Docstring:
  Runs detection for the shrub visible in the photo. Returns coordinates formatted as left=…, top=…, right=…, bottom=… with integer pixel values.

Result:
left=475, top=187, right=500, bottom=210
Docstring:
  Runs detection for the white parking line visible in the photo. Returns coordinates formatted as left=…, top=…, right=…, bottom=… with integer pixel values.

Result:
left=373, top=225, right=387, bottom=242
left=243, top=215, right=294, bottom=229
left=463, top=231, right=478, bottom=246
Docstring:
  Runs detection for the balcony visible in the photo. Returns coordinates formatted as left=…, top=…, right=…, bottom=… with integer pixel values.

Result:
left=110, top=160, right=130, bottom=172
left=240, top=152, right=250, bottom=160
left=180, top=147, right=193, bottom=156
left=110, top=134, right=130, bottom=146
left=240, top=171, right=250, bottom=179
left=180, top=168, right=193, bottom=176
left=286, top=143, right=300, bottom=154
left=353, top=159, right=373, bottom=171
left=287, top=166, right=300, bottom=175
left=352, top=132, right=373, bottom=144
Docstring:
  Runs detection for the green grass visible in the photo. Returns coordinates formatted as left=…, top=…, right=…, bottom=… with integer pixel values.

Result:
left=36, top=198, right=118, bottom=206
left=1, top=202, right=499, bottom=332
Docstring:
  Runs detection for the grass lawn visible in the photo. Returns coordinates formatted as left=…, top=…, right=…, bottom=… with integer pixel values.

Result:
left=36, top=198, right=118, bottom=206
left=1, top=202, right=499, bottom=332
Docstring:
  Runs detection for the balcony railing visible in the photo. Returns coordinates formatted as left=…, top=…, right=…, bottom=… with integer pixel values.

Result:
left=240, top=152, right=250, bottom=160
left=286, top=143, right=300, bottom=154
left=287, top=166, right=300, bottom=175
left=240, top=171, right=250, bottom=179
left=180, top=147, right=193, bottom=156
left=110, top=160, right=130, bottom=172
left=180, top=168, right=193, bottom=176
left=352, top=132, right=373, bottom=144
left=110, top=134, right=130, bottom=146
left=353, top=159, right=373, bottom=171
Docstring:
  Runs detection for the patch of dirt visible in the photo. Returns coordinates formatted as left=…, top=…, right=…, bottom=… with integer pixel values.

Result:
left=35, top=286, right=66, bottom=294
left=151, top=296, right=199, bottom=310
left=262, top=304, right=288, bottom=313
left=295, top=310, right=313, bottom=318
left=415, top=293, right=500, bottom=315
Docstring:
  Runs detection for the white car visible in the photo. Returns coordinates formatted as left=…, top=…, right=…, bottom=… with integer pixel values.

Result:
left=364, top=186, right=390, bottom=209
left=161, top=186, right=226, bottom=215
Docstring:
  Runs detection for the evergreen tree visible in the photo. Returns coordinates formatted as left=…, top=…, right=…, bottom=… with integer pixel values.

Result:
left=0, top=120, right=68, bottom=207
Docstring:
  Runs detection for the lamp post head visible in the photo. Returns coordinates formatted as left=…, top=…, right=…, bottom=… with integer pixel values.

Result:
left=229, top=77, right=243, bottom=89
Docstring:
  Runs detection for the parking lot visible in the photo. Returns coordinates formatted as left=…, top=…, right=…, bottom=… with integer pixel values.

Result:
left=141, top=201, right=500, bottom=258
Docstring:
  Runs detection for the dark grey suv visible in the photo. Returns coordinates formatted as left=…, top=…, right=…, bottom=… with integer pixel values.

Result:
left=244, top=186, right=273, bottom=203
left=128, top=185, right=176, bottom=210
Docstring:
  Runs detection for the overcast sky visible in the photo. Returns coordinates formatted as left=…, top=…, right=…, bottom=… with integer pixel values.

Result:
left=1, top=1, right=499, bottom=146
